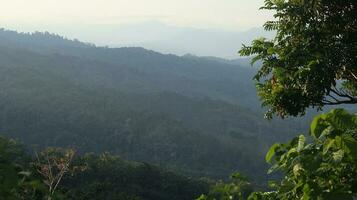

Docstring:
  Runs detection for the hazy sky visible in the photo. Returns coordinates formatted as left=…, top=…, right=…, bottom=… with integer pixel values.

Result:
left=0, top=0, right=274, bottom=58
left=1, top=0, right=272, bottom=31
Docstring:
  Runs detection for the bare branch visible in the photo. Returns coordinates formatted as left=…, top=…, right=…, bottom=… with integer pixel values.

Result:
left=34, top=148, right=77, bottom=199
left=327, top=94, right=339, bottom=102
left=350, top=71, right=357, bottom=81
left=330, top=87, right=357, bottom=102
left=323, top=99, right=357, bottom=105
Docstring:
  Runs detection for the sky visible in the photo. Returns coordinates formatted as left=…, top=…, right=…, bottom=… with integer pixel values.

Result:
left=0, top=0, right=272, bottom=31
left=0, top=0, right=274, bottom=58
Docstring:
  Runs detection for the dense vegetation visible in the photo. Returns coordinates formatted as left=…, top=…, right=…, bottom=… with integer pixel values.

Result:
left=1, top=0, right=356, bottom=199
left=198, top=109, right=357, bottom=200
left=250, top=109, right=357, bottom=199
left=0, top=136, right=209, bottom=200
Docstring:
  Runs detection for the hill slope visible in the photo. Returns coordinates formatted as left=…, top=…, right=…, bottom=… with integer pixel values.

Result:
left=0, top=29, right=307, bottom=182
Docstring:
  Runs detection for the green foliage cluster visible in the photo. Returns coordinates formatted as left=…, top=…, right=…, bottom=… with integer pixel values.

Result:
left=249, top=109, right=357, bottom=200
left=63, top=153, right=208, bottom=200
left=240, top=0, right=357, bottom=118
left=198, top=109, right=357, bottom=200
left=0, top=136, right=209, bottom=200
left=0, top=136, right=47, bottom=199
left=197, top=172, right=253, bottom=200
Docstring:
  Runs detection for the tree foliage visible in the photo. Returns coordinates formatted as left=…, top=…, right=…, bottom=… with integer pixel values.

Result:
left=0, top=136, right=209, bottom=200
left=240, top=0, right=357, bottom=118
left=0, top=136, right=47, bottom=199
left=249, top=109, right=357, bottom=199
left=63, top=152, right=209, bottom=200
left=197, top=172, right=253, bottom=200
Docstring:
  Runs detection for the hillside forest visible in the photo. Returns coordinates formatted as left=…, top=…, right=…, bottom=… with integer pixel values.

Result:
left=0, top=0, right=356, bottom=199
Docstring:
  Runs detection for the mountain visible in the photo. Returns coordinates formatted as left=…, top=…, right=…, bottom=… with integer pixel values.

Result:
left=115, top=24, right=274, bottom=59
left=0, top=29, right=307, bottom=183
left=0, top=28, right=262, bottom=107
left=4, top=22, right=275, bottom=58
left=182, top=54, right=261, bottom=68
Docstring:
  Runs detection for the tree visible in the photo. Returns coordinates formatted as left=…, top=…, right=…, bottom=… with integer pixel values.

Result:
left=237, top=1, right=357, bottom=199
left=197, top=172, right=253, bottom=200
left=0, top=136, right=26, bottom=199
left=249, top=109, right=357, bottom=199
left=0, top=136, right=46, bottom=199
left=34, top=148, right=80, bottom=200
left=239, top=0, right=357, bottom=118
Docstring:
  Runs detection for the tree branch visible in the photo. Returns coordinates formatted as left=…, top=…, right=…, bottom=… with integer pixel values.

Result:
left=322, top=99, right=357, bottom=105
left=350, top=71, right=357, bottom=81
left=330, top=87, right=357, bottom=101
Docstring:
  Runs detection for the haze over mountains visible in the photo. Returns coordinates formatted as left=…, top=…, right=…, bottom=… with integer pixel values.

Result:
left=4, top=21, right=274, bottom=58
left=0, top=28, right=304, bottom=183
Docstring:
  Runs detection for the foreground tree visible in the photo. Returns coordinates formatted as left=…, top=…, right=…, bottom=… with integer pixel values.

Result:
left=240, top=0, right=356, bottom=118
left=249, top=109, right=357, bottom=199
left=236, top=1, right=357, bottom=200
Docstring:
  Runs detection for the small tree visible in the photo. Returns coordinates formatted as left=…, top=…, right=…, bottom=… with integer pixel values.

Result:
left=34, top=148, right=76, bottom=200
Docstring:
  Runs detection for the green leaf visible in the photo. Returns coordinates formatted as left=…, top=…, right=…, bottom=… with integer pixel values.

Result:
left=332, top=150, right=344, bottom=162
left=297, top=135, right=305, bottom=152
left=323, top=139, right=335, bottom=155
left=18, top=171, right=31, bottom=177
left=293, top=163, right=303, bottom=177
left=310, top=114, right=328, bottom=139
left=267, top=47, right=275, bottom=54
left=302, top=184, right=311, bottom=200
left=342, top=134, right=357, bottom=157
left=326, top=109, right=357, bottom=131
left=196, top=194, right=207, bottom=200
left=266, top=143, right=280, bottom=163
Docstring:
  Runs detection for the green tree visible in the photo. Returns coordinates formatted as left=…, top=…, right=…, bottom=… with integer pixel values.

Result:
left=0, top=136, right=24, bottom=199
left=240, top=0, right=357, bottom=118
left=238, top=1, right=357, bottom=199
left=0, top=136, right=46, bottom=199
left=249, top=109, right=357, bottom=199
left=197, top=172, right=253, bottom=200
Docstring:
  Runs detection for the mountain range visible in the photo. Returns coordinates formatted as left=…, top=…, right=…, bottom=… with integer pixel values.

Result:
left=6, top=21, right=274, bottom=58
left=0, top=28, right=307, bottom=183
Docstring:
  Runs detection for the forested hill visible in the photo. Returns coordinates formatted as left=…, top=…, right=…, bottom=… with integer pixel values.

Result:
left=0, top=29, right=307, bottom=183
left=0, top=29, right=259, bottom=107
